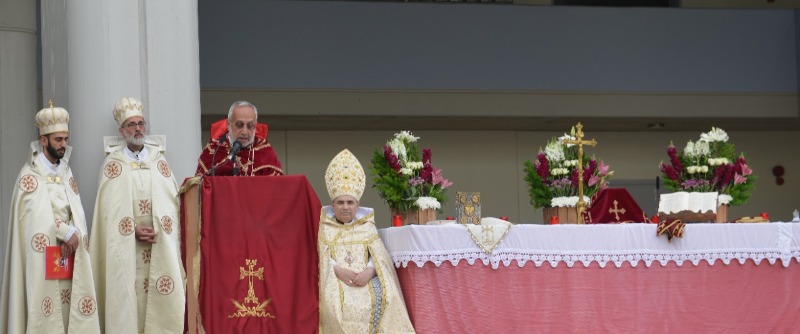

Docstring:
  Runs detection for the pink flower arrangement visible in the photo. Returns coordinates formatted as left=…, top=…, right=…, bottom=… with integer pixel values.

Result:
left=658, top=127, right=755, bottom=206
left=524, top=131, right=614, bottom=209
left=371, top=131, right=452, bottom=211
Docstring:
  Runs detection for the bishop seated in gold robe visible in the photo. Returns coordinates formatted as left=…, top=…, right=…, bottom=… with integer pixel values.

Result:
left=318, top=149, right=414, bottom=333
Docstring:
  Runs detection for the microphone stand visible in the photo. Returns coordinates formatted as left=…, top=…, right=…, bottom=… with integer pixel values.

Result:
left=207, top=133, right=228, bottom=176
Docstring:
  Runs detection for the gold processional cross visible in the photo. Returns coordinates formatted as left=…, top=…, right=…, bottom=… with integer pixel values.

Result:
left=229, top=259, right=275, bottom=319
left=561, top=122, right=597, bottom=223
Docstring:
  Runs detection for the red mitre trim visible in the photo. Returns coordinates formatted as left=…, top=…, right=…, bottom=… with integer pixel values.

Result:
left=209, top=119, right=269, bottom=140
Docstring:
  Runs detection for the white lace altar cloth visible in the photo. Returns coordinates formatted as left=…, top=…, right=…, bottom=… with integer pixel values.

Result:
left=378, top=223, right=800, bottom=269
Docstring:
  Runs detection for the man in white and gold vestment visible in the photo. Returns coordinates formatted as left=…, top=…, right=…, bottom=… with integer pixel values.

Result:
left=90, top=97, right=185, bottom=333
left=0, top=103, right=101, bottom=333
left=319, top=149, right=415, bottom=333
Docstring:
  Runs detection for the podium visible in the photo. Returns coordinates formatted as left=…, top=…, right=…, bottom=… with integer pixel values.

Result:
left=181, top=175, right=321, bottom=333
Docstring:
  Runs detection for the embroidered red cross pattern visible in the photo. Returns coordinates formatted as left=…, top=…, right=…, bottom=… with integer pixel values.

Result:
left=139, top=199, right=152, bottom=215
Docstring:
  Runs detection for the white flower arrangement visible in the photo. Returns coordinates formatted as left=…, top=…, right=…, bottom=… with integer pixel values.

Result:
left=699, top=127, right=729, bottom=143
left=372, top=130, right=452, bottom=212
left=558, top=133, right=576, bottom=147
left=406, top=161, right=424, bottom=170
left=550, top=196, right=591, bottom=208
left=718, top=194, right=733, bottom=205
left=415, top=196, right=441, bottom=210
left=708, top=158, right=729, bottom=166
left=686, top=165, right=709, bottom=174
left=549, top=167, right=570, bottom=176
left=544, top=140, right=565, bottom=162
left=395, top=130, right=420, bottom=143
left=388, top=138, right=408, bottom=161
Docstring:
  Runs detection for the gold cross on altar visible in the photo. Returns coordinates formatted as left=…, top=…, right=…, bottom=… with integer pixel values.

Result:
left=561, top=122, right=597, bottom=223
left=609, top=200, right=626, bottom=221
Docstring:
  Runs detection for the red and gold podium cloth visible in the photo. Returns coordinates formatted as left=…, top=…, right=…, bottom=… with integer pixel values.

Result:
left=197, top=175, right=320, bottom=333
left=583, top=188, right=648, bottom=224
left=194, top=120, right=283, bottom=177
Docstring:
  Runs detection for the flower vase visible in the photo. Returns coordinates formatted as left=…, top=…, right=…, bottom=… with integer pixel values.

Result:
left=543, top=206, right=580, bottom=224
left=391, top=208, right=437, bottom=225
left=716, top=204, right=729, bottom=223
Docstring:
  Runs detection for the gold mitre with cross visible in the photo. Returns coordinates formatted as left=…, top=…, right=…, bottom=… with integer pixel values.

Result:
left=35, top=100, right=70, bottom=136
left=325, top=149, right=365, bottom=202
left=113, top=97, right=145, bottom=126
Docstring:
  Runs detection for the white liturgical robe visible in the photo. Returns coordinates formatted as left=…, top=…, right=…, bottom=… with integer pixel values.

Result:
left=0, top=141, right=101, bottom=334
left=90, top=136, right=185, bottom=333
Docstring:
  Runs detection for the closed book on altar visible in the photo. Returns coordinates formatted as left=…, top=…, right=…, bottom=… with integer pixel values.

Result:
left=45, top=246, right=74, bottom=280
left=455, top=192, right=481, bottom=225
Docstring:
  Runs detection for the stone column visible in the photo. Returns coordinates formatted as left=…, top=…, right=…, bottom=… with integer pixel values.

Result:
left=40, top=0, right=202, bottom=227
left=0, top=0, right=37, bottom=277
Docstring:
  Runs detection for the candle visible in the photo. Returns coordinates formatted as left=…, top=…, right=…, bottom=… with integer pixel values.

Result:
left=549, top=216, right=559, bottom=225
left=392, top=215, right=403, bottom=227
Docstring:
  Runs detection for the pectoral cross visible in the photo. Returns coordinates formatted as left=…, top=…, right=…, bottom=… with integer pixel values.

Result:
left=562, top=122, right=597, bottom=223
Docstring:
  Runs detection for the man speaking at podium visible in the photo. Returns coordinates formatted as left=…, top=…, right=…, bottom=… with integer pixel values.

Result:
left=194, top=101, right=283, bottom=176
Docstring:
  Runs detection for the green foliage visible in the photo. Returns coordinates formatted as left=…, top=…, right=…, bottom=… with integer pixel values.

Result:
left=523, top=160, right=552, bottom=209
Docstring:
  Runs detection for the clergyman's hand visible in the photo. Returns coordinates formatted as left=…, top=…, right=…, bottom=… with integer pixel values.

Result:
left=352, top=267, right=376, bottom=287
left=334, top=265, right=358, bottom=287
left=60, top=234, right=79, bottom=258
left=135, top=225, right=157, bottom=244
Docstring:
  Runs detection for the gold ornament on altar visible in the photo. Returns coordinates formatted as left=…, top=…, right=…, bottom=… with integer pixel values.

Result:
left=455, top=192, right=481, bottom=225
left=561, top=123, right=597, bottom=221
left=523, top=122, right=613, bottom=224
left=325, top=149, right=366, bottom=201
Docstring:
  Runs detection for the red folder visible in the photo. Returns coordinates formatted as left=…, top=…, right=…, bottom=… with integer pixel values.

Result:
left=45, top=246, right=74, bottom=280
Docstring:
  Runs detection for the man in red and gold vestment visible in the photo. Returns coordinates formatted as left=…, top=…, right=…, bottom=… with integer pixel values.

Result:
left=194, top=101, right=283, bottom=176
left=90, top=97, right=185, bottom=333
left=0, top=103, right=100, bottom=333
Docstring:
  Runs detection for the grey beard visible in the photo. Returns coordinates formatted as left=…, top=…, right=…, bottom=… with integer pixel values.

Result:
left=124, top=133, right=145, bottom=147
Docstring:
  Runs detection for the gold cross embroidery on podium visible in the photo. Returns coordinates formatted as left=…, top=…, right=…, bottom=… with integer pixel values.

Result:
left=229, top=259, right=276, bottom=319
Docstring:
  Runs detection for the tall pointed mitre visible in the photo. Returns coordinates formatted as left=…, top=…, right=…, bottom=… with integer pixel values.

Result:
left=35, top=100, right=70, bottom=136
left=325, top=149, right=365, bottom=201
left=113, top=96, right=144, bottom=126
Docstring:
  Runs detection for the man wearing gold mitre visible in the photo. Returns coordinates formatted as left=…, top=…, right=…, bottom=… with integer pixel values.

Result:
left=0, top=103, right=101, bottom=333
left=90, top=97, right=185, bottom=333
left=318, top=149, right=414, bottom=333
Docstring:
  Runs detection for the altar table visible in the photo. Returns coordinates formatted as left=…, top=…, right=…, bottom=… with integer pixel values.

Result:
left=378, top=223, right=800, bottom=333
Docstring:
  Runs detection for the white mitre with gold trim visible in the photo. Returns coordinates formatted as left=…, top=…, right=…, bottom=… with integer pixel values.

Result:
left=325, top=149, right=365, bottom=201
left=35, top=101, right=70, bottom=136
left=113, top=97, right=145, bottom=126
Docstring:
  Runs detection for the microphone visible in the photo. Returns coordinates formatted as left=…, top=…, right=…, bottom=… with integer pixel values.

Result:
left=228, top=140, right=242, bottom=161
left=229, top=140, right=243, bottom=176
